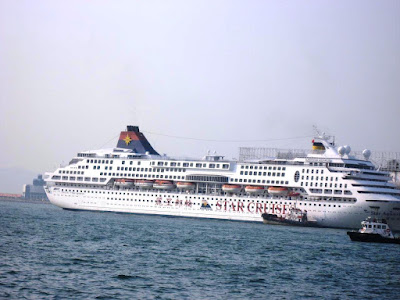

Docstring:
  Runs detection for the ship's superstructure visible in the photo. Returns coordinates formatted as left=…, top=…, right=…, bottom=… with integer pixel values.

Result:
left=44, top=126, right=400, bottom=231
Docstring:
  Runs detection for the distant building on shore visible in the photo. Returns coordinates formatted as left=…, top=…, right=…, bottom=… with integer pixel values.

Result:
left=0, top=193, right=22, bottom=200
left=23, top=175, right=48, bottom=201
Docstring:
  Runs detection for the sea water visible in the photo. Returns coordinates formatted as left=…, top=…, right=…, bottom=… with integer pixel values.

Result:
left=1, top=201, right=399, bottom=299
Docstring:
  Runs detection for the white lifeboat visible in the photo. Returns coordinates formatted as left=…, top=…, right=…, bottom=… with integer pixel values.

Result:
left=176, top=182, right=195, bottom=190
left=135, top=179, right=153, bottom=189
left=153, top=180, right=175, bottom=190
left=114, top=178, right=135, bottom=187
left=245, top=186, right=264, bottom=194
left=268, top=186, right=288, bottom=196
left=222, top=184, right=241, bottom=193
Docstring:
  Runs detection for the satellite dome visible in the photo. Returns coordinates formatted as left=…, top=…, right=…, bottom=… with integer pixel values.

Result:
left=344, top=145, right=351, bottom=154
left=338, top=146, right=345, bottom=156
left=363, top=149, right=371, bottom=160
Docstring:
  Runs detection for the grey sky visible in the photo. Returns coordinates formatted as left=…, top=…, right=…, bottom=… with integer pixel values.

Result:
left=1, top=0, right=399, bottom=175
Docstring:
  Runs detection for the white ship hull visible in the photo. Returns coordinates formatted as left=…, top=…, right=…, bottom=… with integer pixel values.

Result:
left=44, top=126, right=400, bottom=232
left=46, top=187, right=400, bottom=231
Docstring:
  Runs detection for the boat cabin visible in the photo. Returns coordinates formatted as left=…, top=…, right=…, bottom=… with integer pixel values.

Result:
left=360, top=217, right=394, bottom=238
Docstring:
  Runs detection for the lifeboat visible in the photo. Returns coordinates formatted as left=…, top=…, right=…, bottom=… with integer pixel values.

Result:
left=268, top=186, right=288, bottom=196
left=135, top=179, right=153, bottom=189
left=153, top=180, right=175, bottom=190
left=176, top=182, right=195, bottom=190
left=222, top=184, right=241, bottom=193
left=245, top=186, right=264, bottom=194
left=288, top=191, right=300, bottom=197
left=114, top=178, right=135, bottom=187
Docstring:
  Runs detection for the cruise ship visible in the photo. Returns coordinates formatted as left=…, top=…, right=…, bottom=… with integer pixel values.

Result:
left=44, top=126, right=400, bottom=231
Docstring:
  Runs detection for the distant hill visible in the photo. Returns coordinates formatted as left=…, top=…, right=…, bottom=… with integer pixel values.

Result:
left=0, top=168, right=39, bottom=194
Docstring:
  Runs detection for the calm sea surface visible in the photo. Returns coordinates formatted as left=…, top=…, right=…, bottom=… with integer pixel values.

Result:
left=1, top=201, right=399, bottom=299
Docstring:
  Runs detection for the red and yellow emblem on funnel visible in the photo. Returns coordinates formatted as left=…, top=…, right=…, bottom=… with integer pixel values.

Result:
left=123, top=134, right=132, bottom=145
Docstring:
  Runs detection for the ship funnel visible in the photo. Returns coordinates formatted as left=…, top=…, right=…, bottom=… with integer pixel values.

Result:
left=116, top=126, right=159, bottom=155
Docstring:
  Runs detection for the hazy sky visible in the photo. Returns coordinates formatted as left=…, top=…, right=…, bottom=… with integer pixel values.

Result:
left=1, top=0, right=399, bottom=174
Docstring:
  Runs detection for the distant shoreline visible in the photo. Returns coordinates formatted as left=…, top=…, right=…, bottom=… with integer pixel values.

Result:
left=0, top=197, right=50, bottom=205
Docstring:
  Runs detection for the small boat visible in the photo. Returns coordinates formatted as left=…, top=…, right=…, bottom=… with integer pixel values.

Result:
left=245, top=185, right=264, bottom=194
left=288, top=191, right=300, bottom=197
left=153, top=180, right=175, bottom=190
left=135, top=179, right=153, bottom=189
left=347, top=217, right=400, bottom=244
left=268, top=186, right=288, bottom=196
left=262, top=207, right=319, bottom=227
left=114, top=178, right=135, bottom=187
left=222, top=184, right=241, bottom=193
left=176, top=182, right=195, bottom=190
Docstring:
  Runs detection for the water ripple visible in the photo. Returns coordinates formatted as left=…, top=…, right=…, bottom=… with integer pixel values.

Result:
left=1, top=201, right=400, bottom=299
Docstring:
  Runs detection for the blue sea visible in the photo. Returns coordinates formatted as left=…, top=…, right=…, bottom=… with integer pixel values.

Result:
left=1, top=201, right=399, bottom=299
